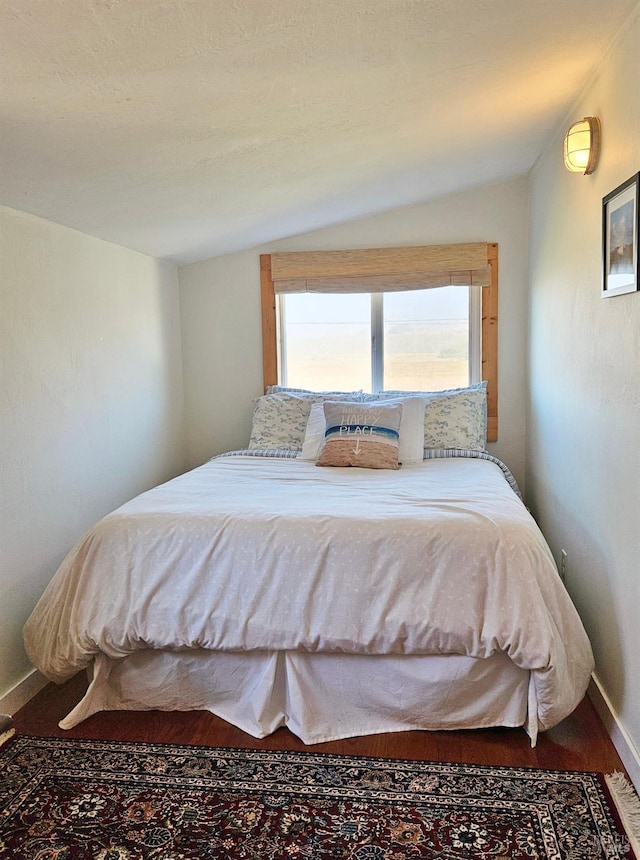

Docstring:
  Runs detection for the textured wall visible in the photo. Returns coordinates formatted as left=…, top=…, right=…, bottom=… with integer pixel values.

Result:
left=0, top=206, right=185, bottom=702
left=179, top=177, right=529, bottom=490
left=527, top=8, right=640, bottom=766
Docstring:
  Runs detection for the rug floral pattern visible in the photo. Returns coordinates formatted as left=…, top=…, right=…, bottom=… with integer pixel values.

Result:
left=0, top=736, right=634, bottom=859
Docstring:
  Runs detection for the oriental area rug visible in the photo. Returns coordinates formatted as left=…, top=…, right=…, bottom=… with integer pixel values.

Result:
left=1, top=734, right=639, bottom=859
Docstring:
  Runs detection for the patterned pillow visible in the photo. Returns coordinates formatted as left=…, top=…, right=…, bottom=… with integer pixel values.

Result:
left=248, top=392, right=363, bottom=451
left=316, top=401, right=403, bottom=469
left=423, top=385, right=487, bottom=450
left=362, top=383, right=487, bottom=451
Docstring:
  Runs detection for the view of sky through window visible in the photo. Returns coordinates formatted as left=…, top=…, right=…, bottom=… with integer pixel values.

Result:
left=280, top=287, right=469, bottom=392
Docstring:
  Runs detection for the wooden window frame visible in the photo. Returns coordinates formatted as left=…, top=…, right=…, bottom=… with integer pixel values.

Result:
left=260, top=243, right=498, bottom=442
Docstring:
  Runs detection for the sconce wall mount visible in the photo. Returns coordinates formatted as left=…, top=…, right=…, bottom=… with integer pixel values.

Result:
left=563, top=116, right=601, bottom=174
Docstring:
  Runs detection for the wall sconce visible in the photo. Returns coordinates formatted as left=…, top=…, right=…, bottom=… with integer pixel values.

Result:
left=563, top=116, right=601, bottom=174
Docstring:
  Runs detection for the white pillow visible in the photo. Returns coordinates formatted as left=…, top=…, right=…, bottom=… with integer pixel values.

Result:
left=299, top=401, right=328, bottom=460
left=299, top=397, right=426, bottom=464
left=393, top=396, right=428, bottom=463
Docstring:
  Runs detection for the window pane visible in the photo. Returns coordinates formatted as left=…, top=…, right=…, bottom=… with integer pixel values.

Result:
left=281, top=293, right=371, bottom=391
left=383, top=287, right=469, bottom=391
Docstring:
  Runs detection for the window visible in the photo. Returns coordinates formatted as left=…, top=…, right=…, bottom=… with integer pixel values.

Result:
left=260, top=243, right=498, bottom=440
left=278, top=286, right=480, bottom=393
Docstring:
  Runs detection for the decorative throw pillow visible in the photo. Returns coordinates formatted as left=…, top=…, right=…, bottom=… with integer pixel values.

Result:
left=316, top=401, right=403, bottom=469
left=300, top=397, right=426, bottom=464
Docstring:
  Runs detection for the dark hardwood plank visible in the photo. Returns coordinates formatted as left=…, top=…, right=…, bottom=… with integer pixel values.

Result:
left=12, top=672, right=626, bottom=775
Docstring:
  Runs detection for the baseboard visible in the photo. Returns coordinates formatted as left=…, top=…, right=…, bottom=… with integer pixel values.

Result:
left=589, top=675, right=640, bottom=793
left=0, top=669, right=48, bottom=716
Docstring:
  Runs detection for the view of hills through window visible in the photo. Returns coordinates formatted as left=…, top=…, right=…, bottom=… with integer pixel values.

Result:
left=280, top=287, right=470, bottom=392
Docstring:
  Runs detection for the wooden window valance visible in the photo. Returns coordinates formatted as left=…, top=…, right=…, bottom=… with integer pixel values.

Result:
left=261, top=242, right=498, bottom=442
left=270, top=242, right=492, bottom=294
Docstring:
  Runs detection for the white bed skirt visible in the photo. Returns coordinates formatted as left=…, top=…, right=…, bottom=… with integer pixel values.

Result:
left=60, top=649, right=538, bottom=745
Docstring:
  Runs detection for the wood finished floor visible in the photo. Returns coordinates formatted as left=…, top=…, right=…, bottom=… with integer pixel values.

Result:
left=12, top=672, right=626, bottom=775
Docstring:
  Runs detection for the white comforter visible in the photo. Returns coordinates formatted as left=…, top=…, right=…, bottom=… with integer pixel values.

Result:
left=24, top=454, right=594, bottom=731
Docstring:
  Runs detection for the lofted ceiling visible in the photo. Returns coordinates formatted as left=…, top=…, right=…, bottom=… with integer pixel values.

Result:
left=1, top=0, right=637, bottom=264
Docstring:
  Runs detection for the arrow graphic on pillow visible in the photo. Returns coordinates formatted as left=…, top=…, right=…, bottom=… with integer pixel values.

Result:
left=353, top=438, right=362, bottom=456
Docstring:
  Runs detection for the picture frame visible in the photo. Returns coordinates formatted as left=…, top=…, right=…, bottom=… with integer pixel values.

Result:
left=602, top=172, right=640, bottom=297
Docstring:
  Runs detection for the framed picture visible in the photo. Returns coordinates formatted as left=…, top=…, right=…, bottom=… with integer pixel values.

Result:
left=602, top=172, right=640, bottom=297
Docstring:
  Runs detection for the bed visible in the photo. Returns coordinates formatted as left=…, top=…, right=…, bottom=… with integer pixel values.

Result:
left=23, top=387, right=594, bottom=745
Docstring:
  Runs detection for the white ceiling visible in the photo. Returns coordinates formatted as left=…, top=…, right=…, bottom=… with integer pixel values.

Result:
left=1, top=0, right=636, bottom=264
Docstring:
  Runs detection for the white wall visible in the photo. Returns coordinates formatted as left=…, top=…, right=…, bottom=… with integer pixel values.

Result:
left=0, top=206, right=186, bottom=704
left=527, top=8, right=640, bottom=762
left=180, top=177, right=529, bottom=489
